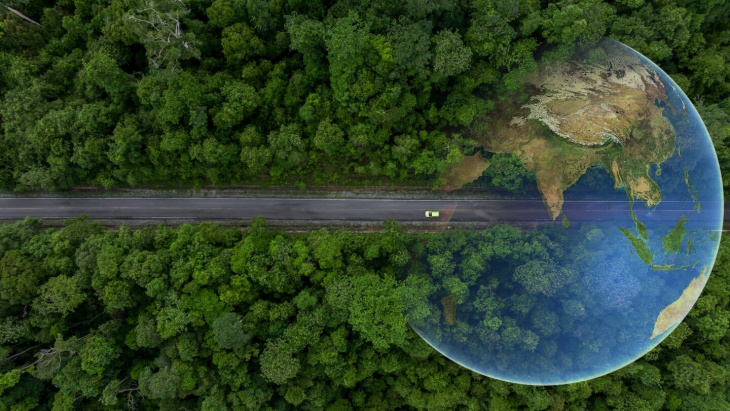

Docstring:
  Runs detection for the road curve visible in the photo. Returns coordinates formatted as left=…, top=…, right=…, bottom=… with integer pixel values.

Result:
left=0, top=197, right=723, bottom=223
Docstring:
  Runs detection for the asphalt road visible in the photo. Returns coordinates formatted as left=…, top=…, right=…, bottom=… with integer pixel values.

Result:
left=0, top=197, right=723, bottom=223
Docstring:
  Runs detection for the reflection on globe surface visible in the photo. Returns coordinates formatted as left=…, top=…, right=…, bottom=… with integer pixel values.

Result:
left=408, top=39, right=723, bottom=385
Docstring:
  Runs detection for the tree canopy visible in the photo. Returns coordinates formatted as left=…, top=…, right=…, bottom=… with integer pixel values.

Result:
left=0, top=0, right=728, bottom=193
left=0, top=217, right=727, bottom=409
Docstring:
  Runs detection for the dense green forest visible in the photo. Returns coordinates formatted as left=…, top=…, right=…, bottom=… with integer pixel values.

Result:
left=2, top=0, right=730, bottom=409
left=0, top=217, right=728, bottom=409
left=0, top=0, right=729, bottom=191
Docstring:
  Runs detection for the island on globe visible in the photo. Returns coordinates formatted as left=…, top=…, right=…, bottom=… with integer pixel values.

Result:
left=408, top=39, right=724, bottom=385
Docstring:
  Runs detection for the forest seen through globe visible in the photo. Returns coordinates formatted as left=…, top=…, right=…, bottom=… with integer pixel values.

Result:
left=411, top=39, right=724, bottom=385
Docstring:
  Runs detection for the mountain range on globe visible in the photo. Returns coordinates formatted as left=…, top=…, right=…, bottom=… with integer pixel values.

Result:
left=417, top=39, right=724, bottom=385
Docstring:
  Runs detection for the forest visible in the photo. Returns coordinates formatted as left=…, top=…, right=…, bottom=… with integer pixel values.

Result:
left=0, top=0, right=729, bottom=192
left=1, top=0, right=730, bottom=409
left=0, top=217, right=728, bottom=410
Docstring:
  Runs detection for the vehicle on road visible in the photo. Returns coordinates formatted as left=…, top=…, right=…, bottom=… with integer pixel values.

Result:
left=425, top=211, right=440, bottom=218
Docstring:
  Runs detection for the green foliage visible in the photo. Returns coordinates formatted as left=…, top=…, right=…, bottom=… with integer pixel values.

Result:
left=222, top=23, right=266, bottom=65
left=33, top=275, right=86, bottom=316
left=0, top=249, right=43, bottom=305
left=324, top=11, right=372, bottom=105
left=432, top=29, right=472, bottom=80
left=80, top=335, right=120, bottom=376
left=259, top=338, right=300, bottom=385
left=535, top=0, right=616, bottom=45
left=698, top=100, right=730, bottom=194
left=475, top=153, right=537, bottom=193
left=314, top=118, right=345, bottom=156
left=214, top=81, right=260, bottom=130
left=513, top=260, right=575, bottom=297
left=0, top=369, right=21, bottom=396
left=0, top=0, right=726, bottom=191
left=127, top=0, right=201, bottom=69
left=206, top=0, right=237, bottom=28
left=387, top=18, right=432, bottom=78
left=212, top=312, right=250, bottom=349
left=0, top=218, right=727, bottom=408
left=139, top=366, right=181, bottom=399
left=347, top=272, right=409, bottom=350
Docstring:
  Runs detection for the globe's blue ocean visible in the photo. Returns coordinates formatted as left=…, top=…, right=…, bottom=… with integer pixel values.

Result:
left=410, top=40, right=723, bottom=385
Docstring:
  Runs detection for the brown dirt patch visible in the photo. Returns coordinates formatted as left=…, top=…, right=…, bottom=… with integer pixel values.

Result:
left=441, top=295, right=456, bottom=325
left=441, top=153, right=490, bottom=190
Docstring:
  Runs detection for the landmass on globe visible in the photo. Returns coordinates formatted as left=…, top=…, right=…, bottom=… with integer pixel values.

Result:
left=443, top=40, right=700, bottom=270
left=618, top=212, right=689, bottom=270
left=449, top=40, right=676, bottom=221
left=649, top=266, right=709, bottom=340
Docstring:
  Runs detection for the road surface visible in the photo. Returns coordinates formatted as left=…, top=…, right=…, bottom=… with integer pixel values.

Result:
left=0, top=197, right=724, bottom=223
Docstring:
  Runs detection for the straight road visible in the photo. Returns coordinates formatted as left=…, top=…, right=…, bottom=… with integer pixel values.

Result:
left=0, top=197, right=723, bottom=223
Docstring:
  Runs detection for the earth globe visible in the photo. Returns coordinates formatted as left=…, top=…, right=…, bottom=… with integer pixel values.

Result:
left=407, top=38, right=724, bottom=385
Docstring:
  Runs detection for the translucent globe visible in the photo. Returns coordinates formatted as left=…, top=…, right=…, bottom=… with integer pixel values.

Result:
left=407, top=39, right=723, bottom=385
